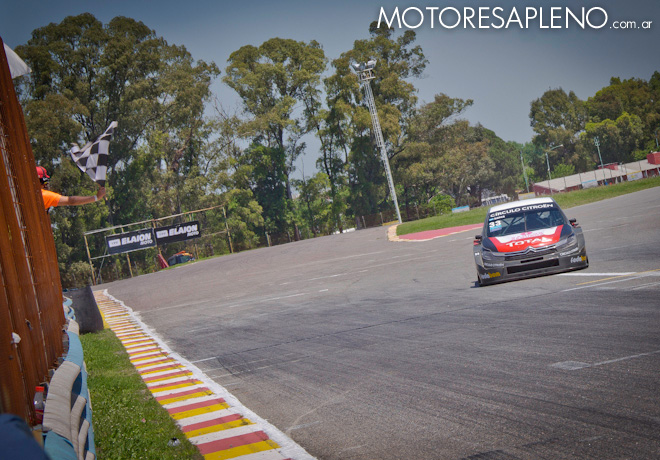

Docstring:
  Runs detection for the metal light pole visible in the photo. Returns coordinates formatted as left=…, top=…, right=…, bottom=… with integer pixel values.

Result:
left=520, top=150, right=529, bottom=193
left=593, top=136, right=607, bottom=185
left=352, top=60, right=402, bottom=224
left=593, top=136, right=605, bottom=170
left=545, top=144, right=563, bottom=195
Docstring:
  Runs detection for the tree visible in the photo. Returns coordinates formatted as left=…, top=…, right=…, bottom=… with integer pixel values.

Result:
left=474, top=127, right=522, bottom=198
left=336, top=23, right=427, bottom=152
left=394, top=94, right=486, bottom=211
left=587, top=74, right=660, bottom=150
left=17, top=13, right=219, bottom=285
left=293, top=172, right=333, bottom=237
left=232, top=144, right=289, bottom=234
left=529, top=88, right=588, bottom=168
left=578, top=112, right=645, bottom=164
left=324, top=22, right=428, bottom=219
left=223, top=38, right=327, bottom=239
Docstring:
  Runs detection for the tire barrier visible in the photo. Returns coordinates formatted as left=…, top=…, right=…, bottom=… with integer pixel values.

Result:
left=41, top=302, right=96, bottom=460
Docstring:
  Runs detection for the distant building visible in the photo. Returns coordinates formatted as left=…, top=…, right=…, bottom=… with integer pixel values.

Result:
left=532, top=154, right=660, bottom=195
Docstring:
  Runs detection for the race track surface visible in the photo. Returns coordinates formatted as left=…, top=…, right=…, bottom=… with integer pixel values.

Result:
left=98, top=188, right=660, bottom=459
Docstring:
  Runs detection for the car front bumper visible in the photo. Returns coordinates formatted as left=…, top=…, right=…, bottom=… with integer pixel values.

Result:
left=476, top=246, right=588, bottom=286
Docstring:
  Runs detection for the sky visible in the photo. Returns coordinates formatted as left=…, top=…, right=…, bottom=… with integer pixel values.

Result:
left=2, top=0, right=659, bottom=177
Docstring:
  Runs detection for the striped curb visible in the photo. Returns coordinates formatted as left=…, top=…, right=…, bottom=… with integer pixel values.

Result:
left=94, top=290, right=315, bottom=460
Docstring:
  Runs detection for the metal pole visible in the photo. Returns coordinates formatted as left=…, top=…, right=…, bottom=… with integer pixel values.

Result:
left=594, top=136, right=605, bottom=170
left=83, top=233, right=96, bottom=285
left=545, top=151, right=552, bottom=195
left=357, top=66, right=402, bottom=224
left=222, top=207, right=233, bottom=253
left=520, top=150, right=529, bottom=193
left=190, top=214, right=200, bottom=260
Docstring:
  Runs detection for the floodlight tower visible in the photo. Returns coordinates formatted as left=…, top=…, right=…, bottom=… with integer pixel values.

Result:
left=352, top=60, right=402, bottom=224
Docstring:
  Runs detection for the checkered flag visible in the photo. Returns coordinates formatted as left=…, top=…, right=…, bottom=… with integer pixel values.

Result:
left=70, top=121, right=117, bottom=187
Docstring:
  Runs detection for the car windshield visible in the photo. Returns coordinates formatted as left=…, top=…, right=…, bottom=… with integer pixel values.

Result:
left=487, top=207, right=566, bottom=237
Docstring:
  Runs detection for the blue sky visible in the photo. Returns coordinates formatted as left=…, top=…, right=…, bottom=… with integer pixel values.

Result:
left=2, top=0, right=659, bottom=175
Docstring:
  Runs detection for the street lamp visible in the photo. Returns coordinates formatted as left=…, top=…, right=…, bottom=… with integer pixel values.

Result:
left=593, top=136, right=605, bottom=170
left=593, top=136, right=608, bottom=185
left=520, top=150, right=529, bottom=193
left=545, top=144, right=563, bottom=195
left=351, top=60, right=402, bottom=224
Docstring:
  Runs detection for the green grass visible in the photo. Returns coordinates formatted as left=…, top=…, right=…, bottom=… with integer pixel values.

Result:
left=80, top=329, right=203, bottom=460
left=396, top=175, right=660, bottom=236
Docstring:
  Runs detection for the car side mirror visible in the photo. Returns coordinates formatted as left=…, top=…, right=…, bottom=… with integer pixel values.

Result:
left=473, top=234, right=482, bottom=245
left=569, top=218, right=577, bottom=227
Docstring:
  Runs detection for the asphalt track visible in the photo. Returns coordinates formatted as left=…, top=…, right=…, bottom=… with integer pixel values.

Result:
left=98, top=187, right=660, bottom=459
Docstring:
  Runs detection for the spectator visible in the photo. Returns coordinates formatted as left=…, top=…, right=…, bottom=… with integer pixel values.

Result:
left=36, top=166, right=105, bottom=211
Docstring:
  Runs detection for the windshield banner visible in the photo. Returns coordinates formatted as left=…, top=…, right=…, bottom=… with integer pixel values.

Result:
left=489, top=202, right=556, bottom=220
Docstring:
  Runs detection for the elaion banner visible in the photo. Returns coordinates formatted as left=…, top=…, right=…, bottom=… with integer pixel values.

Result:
left=106, top=228, right=156, bottom=255
left=155, top=221, right=201, bottom=245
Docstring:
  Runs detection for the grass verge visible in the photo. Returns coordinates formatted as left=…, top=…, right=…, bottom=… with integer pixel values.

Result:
left=80, top=329, right=203, bottom=460
left=396, top=175, right=660, bottom=236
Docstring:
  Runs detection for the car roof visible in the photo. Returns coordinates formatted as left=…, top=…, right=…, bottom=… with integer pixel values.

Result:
left=488, top=197, right=556, bottom=213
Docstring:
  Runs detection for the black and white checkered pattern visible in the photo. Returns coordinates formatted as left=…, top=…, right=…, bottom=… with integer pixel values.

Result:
left=70, top=121, right=117, bottom=187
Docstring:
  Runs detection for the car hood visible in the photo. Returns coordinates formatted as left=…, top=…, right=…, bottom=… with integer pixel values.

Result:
left=489, top=225, right=563, bottom=253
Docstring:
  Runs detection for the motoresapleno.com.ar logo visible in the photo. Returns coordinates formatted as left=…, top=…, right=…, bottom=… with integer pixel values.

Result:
left=377, top=6, right=654, bottom=30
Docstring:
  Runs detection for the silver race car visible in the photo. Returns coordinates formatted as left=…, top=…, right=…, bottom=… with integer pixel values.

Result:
left=474, top=197, right=588, bottom=286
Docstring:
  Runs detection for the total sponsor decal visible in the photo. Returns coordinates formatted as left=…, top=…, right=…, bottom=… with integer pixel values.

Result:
left=490, top=226, right=562, bottom=253
left=479, top=271, right=502, bottom=280
left=570, top=255, right=587, bottom=264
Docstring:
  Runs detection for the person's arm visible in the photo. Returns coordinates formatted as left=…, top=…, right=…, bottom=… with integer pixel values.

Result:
left=58, top=187, right=105, bottom=206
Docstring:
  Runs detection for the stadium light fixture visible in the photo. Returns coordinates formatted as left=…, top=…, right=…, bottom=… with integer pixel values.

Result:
left=351, top=60, right=402, bottom=224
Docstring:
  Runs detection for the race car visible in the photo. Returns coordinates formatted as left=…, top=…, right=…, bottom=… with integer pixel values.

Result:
left=473, top=197, right=588, bottom=286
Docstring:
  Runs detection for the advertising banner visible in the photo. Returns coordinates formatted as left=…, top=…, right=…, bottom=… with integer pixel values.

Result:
left=106, top=228, right=156, bottom=255
left=155, top=221, right=201, bottom=245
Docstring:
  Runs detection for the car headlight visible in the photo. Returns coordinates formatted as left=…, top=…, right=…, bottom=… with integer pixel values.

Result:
left=481, top=248, right=495, bottom=261
left=556, top=233, right=577, bottom=248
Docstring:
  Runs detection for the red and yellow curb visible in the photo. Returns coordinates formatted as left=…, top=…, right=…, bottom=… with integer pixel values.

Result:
left=94, top=291, right=302, bottom=460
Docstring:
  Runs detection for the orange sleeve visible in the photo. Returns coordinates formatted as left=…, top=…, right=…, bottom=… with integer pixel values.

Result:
left=41, top=190, right=62, bottom=209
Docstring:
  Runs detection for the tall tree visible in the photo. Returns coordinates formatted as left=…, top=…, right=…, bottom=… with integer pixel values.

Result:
left=223, top=38, right=327, bottom=238
left=529, top=88, right=588, bottom=168
left=324, top=22, right=427, bottom=219
left=578, top=112, right=646, bottom=164
left=394, top=94, right=480, bottom=210
left=587, top=74, right=660, bottom=149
